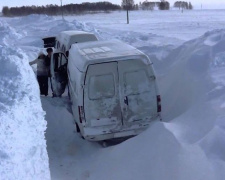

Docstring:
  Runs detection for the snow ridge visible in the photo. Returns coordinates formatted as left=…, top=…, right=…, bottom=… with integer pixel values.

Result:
left=0, top=21, right=50, bottom=180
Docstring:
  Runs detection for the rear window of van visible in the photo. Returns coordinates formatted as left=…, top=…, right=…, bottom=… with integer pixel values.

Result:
left=88, top=74, right=115, bottom=100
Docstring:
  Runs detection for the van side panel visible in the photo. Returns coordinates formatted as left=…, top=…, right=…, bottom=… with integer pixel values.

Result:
left=68, top=57, right=84, bottom=124
left=84, top=62, right=122, bottom=129
left=42, top=37, right=56, bottom=48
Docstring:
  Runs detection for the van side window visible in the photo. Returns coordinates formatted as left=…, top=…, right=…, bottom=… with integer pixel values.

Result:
left=88, top=74, right=115, bottom=100
left=124, top=70, right=151, bottom=95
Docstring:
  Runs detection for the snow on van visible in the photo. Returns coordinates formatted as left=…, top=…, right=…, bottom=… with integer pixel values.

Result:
left=43, top=30, right=98, bottom=52
left=55, top=31, right=98, bottom=52
left=50, top=40, right=161, bottom=141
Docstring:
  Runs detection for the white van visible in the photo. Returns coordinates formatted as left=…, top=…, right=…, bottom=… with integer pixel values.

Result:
left=42, top=30, right=98, bottom=52
left=50, top=40, right=161, bottom=141
left=55, top=31, right=98, bottom=53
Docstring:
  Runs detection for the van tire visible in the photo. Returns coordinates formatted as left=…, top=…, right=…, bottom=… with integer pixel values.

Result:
left=75, top=122, right=80, bottom=133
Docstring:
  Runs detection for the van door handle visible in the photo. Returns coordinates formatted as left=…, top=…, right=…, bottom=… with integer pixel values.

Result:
left=124, top=96, right=129, bottom=106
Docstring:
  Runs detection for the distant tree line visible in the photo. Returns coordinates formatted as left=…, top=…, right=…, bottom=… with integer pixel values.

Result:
left=138, top=0, right=193, bottom=11
left=158, top=1, right=170, bottom=10
left=2, top=1, right=194, bottom=17
left=139, top=1, right=170, bottom=10
left=121, top=0, right=140, bottom=10
left=2, top=2, right=121, bottom=16
left=139, top=0, right=193, bottom=11
left=174, top=1, right=193, bottom=10
left=140, top=1, right=157, bottom=10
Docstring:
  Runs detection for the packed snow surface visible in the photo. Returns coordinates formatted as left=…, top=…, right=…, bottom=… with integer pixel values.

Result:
left=1, top=10, right=225, bottom=180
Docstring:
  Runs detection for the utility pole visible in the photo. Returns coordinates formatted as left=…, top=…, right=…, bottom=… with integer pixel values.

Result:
left=60, top=0, right=64, bottom=20
left=126, top=0, right=129, bottom=24
left=127, top=8, right=129, bottom=24
left=181, top=2, right=183, bottom=13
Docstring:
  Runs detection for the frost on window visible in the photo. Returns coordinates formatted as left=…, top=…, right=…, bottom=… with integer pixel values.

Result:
left=124, top=70, right=151, bottom=95
left=89, top=74, right=115, bottom=100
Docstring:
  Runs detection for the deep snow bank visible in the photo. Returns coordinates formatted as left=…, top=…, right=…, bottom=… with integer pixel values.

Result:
left=0, top=21, right=22, bottom=46
left=0, top=22, right=50, bottom=180
left=89, top=122, right=215, bottom=180
left=159, top=29, right=225, bottom=121
left=157, top=30, right=225, bottom=148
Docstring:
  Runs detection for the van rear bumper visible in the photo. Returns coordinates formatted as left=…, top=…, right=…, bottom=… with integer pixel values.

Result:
left=81, top=115, right=161, bottom=141
left=83, top=126, right=149, bottom=141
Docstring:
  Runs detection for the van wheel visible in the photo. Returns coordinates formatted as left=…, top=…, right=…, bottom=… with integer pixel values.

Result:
left=75, top=122, right=80, bottom=133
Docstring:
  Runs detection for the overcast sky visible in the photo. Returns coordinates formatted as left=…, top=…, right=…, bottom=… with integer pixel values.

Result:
left=1, top=0, right=225, bottom=10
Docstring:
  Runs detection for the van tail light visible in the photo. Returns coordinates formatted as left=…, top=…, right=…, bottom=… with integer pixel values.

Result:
left=157, top=95, right=161, bottom=112
left=78, top=106, right=85, bottom=123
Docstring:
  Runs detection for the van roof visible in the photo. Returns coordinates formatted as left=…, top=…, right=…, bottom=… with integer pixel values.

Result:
left=69, top=40, right=150, bottom=72
left=57, top=31, right=98, bottom=48
left=59, top=30, right=95, bottom=36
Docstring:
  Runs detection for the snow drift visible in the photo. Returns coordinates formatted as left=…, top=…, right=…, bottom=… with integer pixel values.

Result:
left=0, top=22, right=50, bottom=180
left=89, top=122, right=215, bottom=180
left=159, top=29, right=225, bottom=121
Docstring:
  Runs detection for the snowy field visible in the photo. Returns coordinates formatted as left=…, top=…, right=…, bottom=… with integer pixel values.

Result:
left=1, top=10, right=225, bottom=180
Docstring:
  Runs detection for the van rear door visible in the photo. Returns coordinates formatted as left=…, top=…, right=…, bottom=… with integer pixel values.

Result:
left=84, top=62, right=122, bottom=129
left=42, top=37, right=56, bottom=48
left=118, top=60, right=157, bottom=126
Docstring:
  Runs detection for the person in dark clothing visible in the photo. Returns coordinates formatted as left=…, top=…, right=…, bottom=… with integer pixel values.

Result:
left=30, top=53, right=49, bottom=96
left=37, top=76, right=48, bottom=95
left=45, top=48, right=54, bottom=96
left=45, top=47, right=53, bottom=67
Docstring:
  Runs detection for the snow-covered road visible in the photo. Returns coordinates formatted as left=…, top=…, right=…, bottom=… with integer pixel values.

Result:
left=2, top=10, right=225, bottom=180
left=42, top=97, right=101, bottom=180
